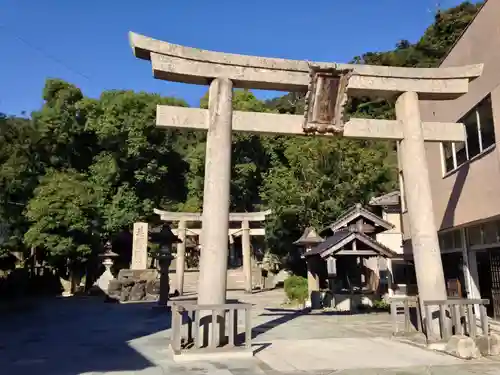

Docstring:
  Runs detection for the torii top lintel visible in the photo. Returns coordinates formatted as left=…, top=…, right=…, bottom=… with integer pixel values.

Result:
left=153, top=208, right=271, bottom=222
left=129, top=32, right=482, bottom=99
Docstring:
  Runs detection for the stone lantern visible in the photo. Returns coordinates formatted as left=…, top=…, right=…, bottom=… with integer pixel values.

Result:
left=149, top=223, right=181, bottom=306
left=94, top=241, right=119, bottom=293
left=294, top=227, right=324, bottom=309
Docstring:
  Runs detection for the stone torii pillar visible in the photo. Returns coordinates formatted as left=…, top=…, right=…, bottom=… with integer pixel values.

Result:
left=396, top=92, right=446, bottom=308
left=129, top=31, right=482, bottom=336
left=176, top=220, right=187, bottom=295
left=241, top=219, right=252, bottom=293
left=195, top=77, right=233, bottom=306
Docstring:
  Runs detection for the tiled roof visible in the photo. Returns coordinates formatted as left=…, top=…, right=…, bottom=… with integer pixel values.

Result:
left=321, top=203, right=394, bottom=235
left=305, top=228, right=397, bottom=259
left=306, top=229, right=351, bottom=256
left=369, top=191, right=400, bottom=206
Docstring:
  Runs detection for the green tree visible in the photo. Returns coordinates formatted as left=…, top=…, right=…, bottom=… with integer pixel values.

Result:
left=24, top=170, right=98, bottom=266
left=22, top=82, right=191, bottom=273
left=83, top=89, right=190, bottom=225
left=183, top=90, right=277, bottom=212
left=0, top=114, right=40, bottom=258
left=260, top=137, right=396, bottom=256
left=32, top=79, right=97, bottom=172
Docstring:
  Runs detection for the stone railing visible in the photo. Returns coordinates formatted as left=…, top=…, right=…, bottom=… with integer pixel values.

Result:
left=423, top=298, right=490, bottom=341
left=170, top=301, right=252, bottom=358
left=389, top=296, right=422, bottom=335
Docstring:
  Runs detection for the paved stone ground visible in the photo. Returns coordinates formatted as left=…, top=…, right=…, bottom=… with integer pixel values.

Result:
left=1, top=289, right=500, bottom=374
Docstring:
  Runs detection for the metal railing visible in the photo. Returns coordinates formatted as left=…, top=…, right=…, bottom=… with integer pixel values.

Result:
left=423, top=298, right=489, bottom=341
left=170, top=301, right=252, bottom=354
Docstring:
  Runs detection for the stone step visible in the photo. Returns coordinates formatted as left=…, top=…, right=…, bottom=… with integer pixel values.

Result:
left=172, top=268, right=261, bottom=292
left=488, top=317, right=500, bottom=333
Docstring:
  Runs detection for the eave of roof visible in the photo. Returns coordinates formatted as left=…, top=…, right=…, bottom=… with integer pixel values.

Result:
left=369, top=191, right=400, bottom=206
left=322, top=204, right=394, bottom=234
left=304, top=229, right=397, bottom=259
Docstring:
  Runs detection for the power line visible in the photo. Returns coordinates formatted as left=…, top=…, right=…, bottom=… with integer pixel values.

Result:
left=0, top=24, right=92, bottom=82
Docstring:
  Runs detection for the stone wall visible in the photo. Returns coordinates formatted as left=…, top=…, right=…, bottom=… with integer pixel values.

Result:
left=106, top=269, right=160, bottom=303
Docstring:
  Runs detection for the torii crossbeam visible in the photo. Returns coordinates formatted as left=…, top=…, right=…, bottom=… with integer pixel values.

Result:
left=129, top=32, right=482, bottom=338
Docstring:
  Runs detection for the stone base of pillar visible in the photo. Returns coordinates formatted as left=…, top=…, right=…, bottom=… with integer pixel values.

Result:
left=197, top=312, right=227, bottom=348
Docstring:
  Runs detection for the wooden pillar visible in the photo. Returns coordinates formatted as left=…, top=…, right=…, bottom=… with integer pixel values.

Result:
left=176, top=220, right=186, bottom=295
left=306, top=248, right=321, bottom=309
left=357, top=257, right=365, bottom=285
left=197, top=78, right=233, bottom=306
left=396, top=91, right=447, bottom=338
left=242, top=219, right=252, bottom=293
left=306, top=258, right=317, bottom=294
left=387, top=258, right=394, bottom=297
left=229, top=234, right=236, bottom=267
left=463, top=229, right=481, bottom=318
left=461, top=228, right=473, bottom=297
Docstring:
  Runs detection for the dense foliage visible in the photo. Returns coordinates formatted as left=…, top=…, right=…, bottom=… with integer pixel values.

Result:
left=0, top=2, right=482, bottom=274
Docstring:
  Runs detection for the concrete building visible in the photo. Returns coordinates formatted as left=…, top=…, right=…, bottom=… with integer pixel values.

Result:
left=401, top=0, right=500, bottom=318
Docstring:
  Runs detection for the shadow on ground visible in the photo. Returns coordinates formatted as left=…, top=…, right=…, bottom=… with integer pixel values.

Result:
left=0, top=296, right=171, bottom=375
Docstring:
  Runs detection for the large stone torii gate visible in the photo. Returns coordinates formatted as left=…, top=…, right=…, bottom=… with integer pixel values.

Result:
left=129, top=32, right=482, bottom=334
left=153, top=208, right=271, bottom=295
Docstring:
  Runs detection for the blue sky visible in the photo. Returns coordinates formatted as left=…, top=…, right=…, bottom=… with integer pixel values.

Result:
left=0, top=0, right=465, bottom=116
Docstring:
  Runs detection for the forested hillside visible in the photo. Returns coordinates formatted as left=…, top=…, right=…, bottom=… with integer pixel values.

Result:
left=0, top=1, right=483, bottom=268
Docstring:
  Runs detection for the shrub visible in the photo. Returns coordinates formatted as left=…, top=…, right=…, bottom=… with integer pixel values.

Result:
left=372, top=299, right=390, bottom=311
left=284, top=275, right=308, bottom=304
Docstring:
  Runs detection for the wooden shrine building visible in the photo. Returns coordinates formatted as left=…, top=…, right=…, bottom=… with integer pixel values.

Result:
left=303, top=203, right=398, bottom=311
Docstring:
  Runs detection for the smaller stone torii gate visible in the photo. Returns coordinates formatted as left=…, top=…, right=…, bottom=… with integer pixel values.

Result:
left=130, top=32, right=482, bottom=337
left=154, top=208, right=271, bottom=295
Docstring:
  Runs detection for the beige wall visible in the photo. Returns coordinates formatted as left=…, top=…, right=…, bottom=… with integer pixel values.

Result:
left=402, top=0, right=500, bottom=237
left=377, top=211, right=404, bottom=254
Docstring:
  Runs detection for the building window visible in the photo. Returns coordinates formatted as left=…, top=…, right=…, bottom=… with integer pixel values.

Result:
left=453, top=229, right=463, bottom=249
left=443, top=142, right=455, bottom=173
left=467, top=220, right=500, bottom=249
left=467, top=225, right=483, bottom=246
left=438, top=229, right=463, bottom=252
left=442, top=95, right=496, bottom=173
left=483, top=221, right=498, bottom=244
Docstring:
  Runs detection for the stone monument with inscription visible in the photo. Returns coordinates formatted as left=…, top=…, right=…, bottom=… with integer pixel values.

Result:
left=132, top=222, right=149, bottom=270
left=107, top=222, right=156, bottom=303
